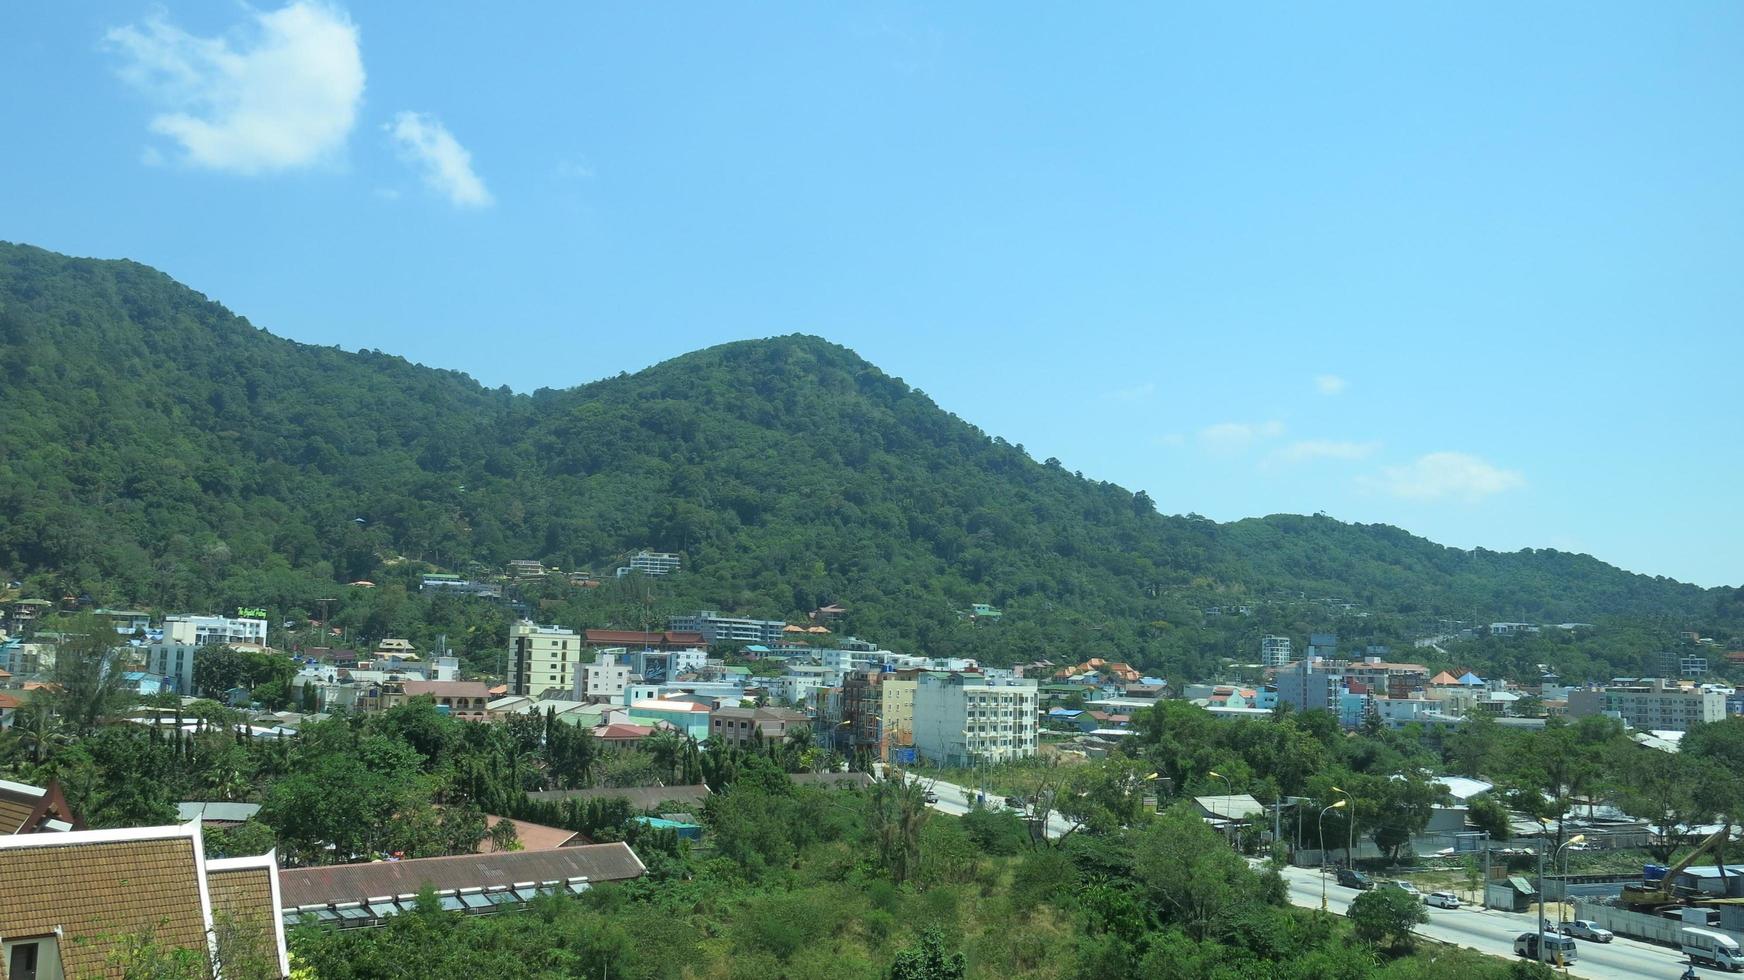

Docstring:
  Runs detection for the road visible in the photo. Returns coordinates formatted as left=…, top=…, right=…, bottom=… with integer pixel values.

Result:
left=902, top=771, right=1079, bottom=839
left=903, top=771, right=1721, bottom=978
left=1275, top=864, right=1720, bottom=979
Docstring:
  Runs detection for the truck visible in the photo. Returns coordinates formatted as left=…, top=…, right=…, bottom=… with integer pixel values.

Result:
left=1559, top=919, right=1613, bottom=943
left=1681, top=928, right=1744, bottom=972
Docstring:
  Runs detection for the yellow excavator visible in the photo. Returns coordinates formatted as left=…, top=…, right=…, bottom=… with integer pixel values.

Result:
left=1622, top=823, right=1733, bottom=909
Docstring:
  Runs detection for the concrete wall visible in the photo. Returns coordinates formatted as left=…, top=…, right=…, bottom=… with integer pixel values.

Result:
left=1575, top=901, right=1744, bottom=949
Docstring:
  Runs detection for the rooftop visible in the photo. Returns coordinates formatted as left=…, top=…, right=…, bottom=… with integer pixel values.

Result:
left=279, top=841, right=646, bottom=908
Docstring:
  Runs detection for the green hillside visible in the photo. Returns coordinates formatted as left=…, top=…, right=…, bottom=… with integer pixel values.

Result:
left=1, top=242, right=1737, bottom=676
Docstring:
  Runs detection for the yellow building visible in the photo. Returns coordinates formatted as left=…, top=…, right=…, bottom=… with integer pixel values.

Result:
left=881, top=677, right=917, bottom=756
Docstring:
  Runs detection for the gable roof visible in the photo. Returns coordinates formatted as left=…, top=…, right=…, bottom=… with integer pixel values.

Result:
left=481, top=815, right=582, bottom=852
left=278, top=841, right=646, bottom=908
left=0, top=778, right=80, bottom=834
left=0, top=823, right=216, bottom=978
left=1429, top=671, right=1460, bottom=685
left=206, top=852, right=291, bottom=977
left=1192, top=794, right=1267, bottom=821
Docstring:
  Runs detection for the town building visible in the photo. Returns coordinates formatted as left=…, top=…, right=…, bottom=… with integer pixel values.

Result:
left=0, top=821, right=288, bottom=978
left=1343, top=658, right=1430, bottom=700
left=626, top=698, right=712, bottom=739
left=615, top=551, right=681, bottom=577
left=390, top=680, right=491, bottom=721
left=163, top=614, right=268, bottom=649
left=572, top=651, right=632, bottom=703
left=911, top=672, right=1039, bottom=767
left=146, top=639, right=200, bottom=694
left=880, top=677, right=917, bottom=756
left=419, top=574, right=502, bottom=598
left=667, top=610, right=787, bottom=647
left=1275, top=660, right=1342, bottom=713
left=707, top=706, right=810, bottom=748
left=508, top=621, right=580, bottom=698
left=506, top=560, right=548, bottom=579
left=1260, top=635, right=1293, bottom=669
left=1566, top=678, right=1726, bottom=732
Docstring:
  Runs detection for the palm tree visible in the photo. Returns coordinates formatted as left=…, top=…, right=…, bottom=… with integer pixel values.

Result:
left=645, top=726, right=685, bottom=785
left=868, top=767, right=931, bottom=885
left=12, top=698, right=62, bottom=766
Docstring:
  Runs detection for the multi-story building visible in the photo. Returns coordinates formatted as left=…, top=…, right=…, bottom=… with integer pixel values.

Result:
left=1275, top=660, right=1342, bottom=713
left=881, top=677, right=917, bottom=755
left=419, top=574, right=503, bottom=598
left=707, top=706, right=811, bottom=748
left=1653, top=651, right=1710, bottom=678
left=145, top=640, right=199, bottom=694
left=615, top=551, right=682, bottom=577
left=162, top=615, right=267, bottom=649
left=1260, top=635, right=1293, bottom=669
left=508, top=621, right=580, bottom=698
left=384, top=680, right=491, bottom=721
left=1307, top=633, right=1338, bottom=661
left=506, top=560, right=548, bottom=580
left=667, top=610, right=786, bottom=647
left=1567, top=678, right=1726, bottom=732
left=572, top=652, right=632, bottom=703
left=911, top=672, right=1039, bottom=767
left=839, top=669, right=889, bottom=755
left=1343, top=658, right=1429, bottom=700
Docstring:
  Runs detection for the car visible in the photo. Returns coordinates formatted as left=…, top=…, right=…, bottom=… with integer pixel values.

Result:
left=922, top=790, right=939, bottom=804
left=1514, top=932, right=1579, bottom=964
left=1381, top=880, right=1421, bottom=898
left=1336, top=868, right=1375, bottom=890
left=1560, top=920, right=1614, bottom=943
left=1003, top=797, right=1024, bottom=811
left=1424, top=892, right=1461, bottom=909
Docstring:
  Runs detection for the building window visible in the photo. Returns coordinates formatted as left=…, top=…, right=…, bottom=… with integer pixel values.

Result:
left=6, top=938, right=60, bottom=980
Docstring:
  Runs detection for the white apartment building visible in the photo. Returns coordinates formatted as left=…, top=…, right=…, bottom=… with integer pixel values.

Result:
left=145, top=641, right=199, bottom=694
left=616, top=551, right=681, bottom=577
left=1567, top=678, right=1726, bottom=732
left=768, top=673, right=824, bottom=707
left=912, top=672, right=1039, bottom=767
left=1260, top=635, right=1293, bottom=669
left=572, top=651, right=632, bottom=703
left=667, top=610, right=786, bottom=647
left=508, top=621, right=581, bottom=698
left=162, top=615, right=267, bottom=649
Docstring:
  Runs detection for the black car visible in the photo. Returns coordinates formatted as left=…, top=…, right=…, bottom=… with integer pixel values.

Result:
left=1336, top=868, right=1375, bottom=890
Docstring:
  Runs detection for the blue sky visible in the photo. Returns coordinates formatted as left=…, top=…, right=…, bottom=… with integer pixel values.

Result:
left=3, top=3, right=1740, bottom=587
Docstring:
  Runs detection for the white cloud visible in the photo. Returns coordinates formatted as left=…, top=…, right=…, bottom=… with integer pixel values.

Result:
left=105, top=2, right=364, bottom=174
left=1367, top=452, right=1525, bottom=502
left=555, top=158, right=596, bottom=180
left=1198, top=420, right=1285, bottom=452
left=1315, top=374, right=1348, bottom=395
left=1272, top=440, right=1381, bottom=464
left=1104, top=383, right=1156, bottom=404
left=387, top=111, right=492, bottom=208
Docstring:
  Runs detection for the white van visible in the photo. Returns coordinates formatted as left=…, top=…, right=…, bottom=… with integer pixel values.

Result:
left=1514, top=932, right=1578, bottom=964
left=1681, top=927, right=1744, bottom=971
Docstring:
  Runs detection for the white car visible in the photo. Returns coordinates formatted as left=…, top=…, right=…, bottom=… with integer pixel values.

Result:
left=1383, top=881, right=1421, bottom=898
left=1561, top=920, right=1614, bottom=943
left=1424, top=892, right=1461, bottom=909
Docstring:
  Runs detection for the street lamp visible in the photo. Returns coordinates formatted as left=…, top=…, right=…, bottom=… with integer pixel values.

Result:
left=1331, top=785, right=1354, bottom=868
left=1319, top=800, right=1347, bottom=912
left=1554, top=834, right=1588, bottom=939
left=1209, top=770, right=1234, bottom=844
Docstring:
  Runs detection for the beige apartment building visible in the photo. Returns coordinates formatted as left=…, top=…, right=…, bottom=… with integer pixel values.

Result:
left=1566, top=678, right=1725, bottom=732
left=508, top=621, right=581, bottom=698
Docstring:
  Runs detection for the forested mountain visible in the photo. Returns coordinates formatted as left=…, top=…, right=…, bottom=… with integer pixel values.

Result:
left=2, top=242, right=1738, bottom=675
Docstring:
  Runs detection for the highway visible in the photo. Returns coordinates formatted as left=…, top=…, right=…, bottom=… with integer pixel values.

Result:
left=901, top=772, right=1717, bottom=979
left=1276, top=864, right=1720, bottom=979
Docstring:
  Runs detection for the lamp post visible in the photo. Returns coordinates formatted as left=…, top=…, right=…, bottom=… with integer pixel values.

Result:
left=1554, top=834, right=1588, bottom=944
left=1320, top=800, right=1347, bottom=912
left=1209, top=770, right=1234, bottom=844
left=1332, top=785, right=1354, bottom=868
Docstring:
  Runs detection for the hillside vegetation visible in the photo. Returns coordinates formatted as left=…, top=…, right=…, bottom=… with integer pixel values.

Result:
left=3, top=242, right=1738, bottom=676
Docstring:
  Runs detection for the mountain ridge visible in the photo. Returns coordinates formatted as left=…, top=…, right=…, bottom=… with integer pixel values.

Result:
left=2, top=241, right=1737, bottom=674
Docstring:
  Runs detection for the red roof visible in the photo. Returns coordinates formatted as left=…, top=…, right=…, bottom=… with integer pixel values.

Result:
left=0, top=691, right=22, bottom=710
left=585, top=630, right=705, bottom=649
left=481, top=815, right=583, bottom=852
left=594, top=723, right=655, bottom=741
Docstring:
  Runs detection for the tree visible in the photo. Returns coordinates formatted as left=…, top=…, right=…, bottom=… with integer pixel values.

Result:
left=1611, top=747, right=1710, bottom=864
left=1348, top=886, right=1428, bottom=952
left=1132, top=804, right=1271, bottom=941
left=888, top=930, right=965, bottom=980
left=867, top=770, right=931, bottom=886
left=47, top=614, right=131, bottom=733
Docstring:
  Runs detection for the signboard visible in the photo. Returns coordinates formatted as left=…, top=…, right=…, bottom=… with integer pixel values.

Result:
left=236, top=607, right=267, bottom=619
